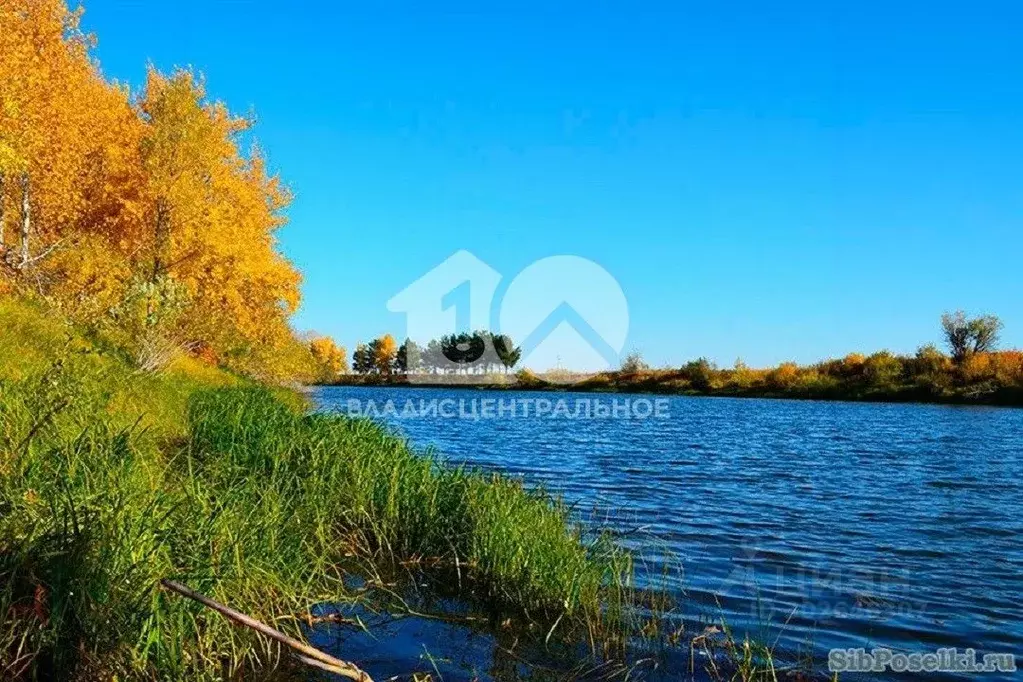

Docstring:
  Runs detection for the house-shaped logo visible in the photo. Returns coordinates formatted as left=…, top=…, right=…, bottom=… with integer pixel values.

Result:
left=388, top=250, right=629, bottom=383
left=387, top=249, right=501, bottom=342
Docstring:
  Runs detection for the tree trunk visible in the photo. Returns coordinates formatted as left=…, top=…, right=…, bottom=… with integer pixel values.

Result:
left=152, top=197, right=170, bottom=281
left=18, top=172, right=30, bottom=269
left=0, top=171, right=6, bottom=254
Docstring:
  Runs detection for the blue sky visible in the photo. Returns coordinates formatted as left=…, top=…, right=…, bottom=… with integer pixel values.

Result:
left=85, top=1, right=1022, bottom=368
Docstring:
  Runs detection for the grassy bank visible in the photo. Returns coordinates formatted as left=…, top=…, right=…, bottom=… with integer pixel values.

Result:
left=0, top=299, right=639, bottom=680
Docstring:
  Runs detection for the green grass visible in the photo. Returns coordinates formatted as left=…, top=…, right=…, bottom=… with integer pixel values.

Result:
left=0, top=298, right=640, bottom=680
left=188, top=387, right=633, bottom=618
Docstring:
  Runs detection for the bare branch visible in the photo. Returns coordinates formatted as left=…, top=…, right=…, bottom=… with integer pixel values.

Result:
left=20, top=238, right=66, bottom=266
left=159, top=580, right=373, bottom=682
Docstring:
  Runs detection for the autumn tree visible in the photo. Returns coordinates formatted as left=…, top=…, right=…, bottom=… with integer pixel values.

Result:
left=309, top=336, right=347, bottom=383
left=0, top=0, right=141, bottom=300
left=371, top=334, right=398, bottom=375
left=138, top=68, right=236, bottom=283
left=135, top=68, right=302, bottom=374
left=0, top=0, right=314, bottom=380
left=0, top=1, right=302, bottom=376
left=941, top=311, right=1002, bottom=364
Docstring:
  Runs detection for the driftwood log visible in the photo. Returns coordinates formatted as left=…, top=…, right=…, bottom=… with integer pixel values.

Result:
left=160, top=579, right=373, bottom=682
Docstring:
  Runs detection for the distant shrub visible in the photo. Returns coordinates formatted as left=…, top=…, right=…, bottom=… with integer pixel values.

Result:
left=959, top=351, right=1023, bottom=386
left=905, top=344, right=952, bottom=394
left=619, top=350, right=648, bottom=373
left=910, top=344, right=950, bottom=376
left=816, top=357, right=846, bottom=378
left=580, top=372, right=613, bottom=388
left=916, top=371, right=952, bottom=395
left=515, top=368, right=542, bottom=387
left=962, top=353, right=992, bottom=384
left=680, top=357, right=715, bottom=391
left=767, top=362, right=800, bottom=390
left=863, top=351, right=904, bottom=389
left=990, top=351, right=1023, bottom=386
left=729, top=359, right=758, bottom=389
left=542, top=367, right=578, bottom=383
left=801, top=370, right=840, bottom=394
left=841, top=353, right=867, bottom=378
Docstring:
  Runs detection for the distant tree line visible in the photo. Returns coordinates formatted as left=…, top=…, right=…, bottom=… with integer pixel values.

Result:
left=595, top=312, right=1021, bottom=403
left=350, top=331, right=521, bottom=376
left=332, top=312, right=1022, bottom=404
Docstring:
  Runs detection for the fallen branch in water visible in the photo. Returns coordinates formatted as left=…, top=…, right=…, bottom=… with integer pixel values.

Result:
left=159, top=579, right=373, bottom=682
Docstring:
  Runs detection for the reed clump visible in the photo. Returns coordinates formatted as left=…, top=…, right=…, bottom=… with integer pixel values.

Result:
left=186, top=386, right=637, bottom=646
left=0, top=300, right=638, bottom=680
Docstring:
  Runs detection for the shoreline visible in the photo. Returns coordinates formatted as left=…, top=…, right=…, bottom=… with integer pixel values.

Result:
left=314, top=375, right=1023, bottom=409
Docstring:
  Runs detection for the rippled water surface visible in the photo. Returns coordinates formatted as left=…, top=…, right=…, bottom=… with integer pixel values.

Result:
left=312, top=387, right=1023, bottom=679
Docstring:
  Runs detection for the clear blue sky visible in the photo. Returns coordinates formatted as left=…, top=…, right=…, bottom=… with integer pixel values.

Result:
left=86, top=1, right=1022, bottom=367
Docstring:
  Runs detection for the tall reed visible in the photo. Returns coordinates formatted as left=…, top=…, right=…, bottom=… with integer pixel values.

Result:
left=2, top=342, right=637, bottom=680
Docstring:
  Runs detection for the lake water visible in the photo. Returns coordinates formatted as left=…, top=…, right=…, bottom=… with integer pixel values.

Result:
left=311, top=386, right=1023, bottom=680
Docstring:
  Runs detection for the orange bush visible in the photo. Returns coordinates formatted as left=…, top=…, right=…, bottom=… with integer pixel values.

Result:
left=980, top=351, right=1023, bottom=386
left=959, top=352, right=1023, bottom=385
left=842, top=353, right=866, bottom=377
left=767, top=362, right=800, bottom=390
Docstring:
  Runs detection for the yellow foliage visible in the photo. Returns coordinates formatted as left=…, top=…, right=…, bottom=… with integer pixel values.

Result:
left=963, top=351, right=1023, bottom=386
left=767, top=362, right=800, bottom=389
left=730, top=359, right=759, bottom=389
left=842, top=353, right=866, bottom=373
left=374, top=334, right=397, bottom=374
left=309, top=336, right=347, bottom=383
left=0, top=0, right=140, bottom=268
left=138, top=70, right=301, bottom=360
left=0, top=0, right=308, bottom=382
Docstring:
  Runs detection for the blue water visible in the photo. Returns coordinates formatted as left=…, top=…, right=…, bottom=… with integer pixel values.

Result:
left=311, top=386, right=1023, bottom=680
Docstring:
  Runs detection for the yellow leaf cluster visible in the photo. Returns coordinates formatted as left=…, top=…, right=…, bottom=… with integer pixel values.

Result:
left=309, top=336, right=347, bottom=383
left=374, top=334, right=397, bottom=374
left=0, top=0, right=308, bottom=379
